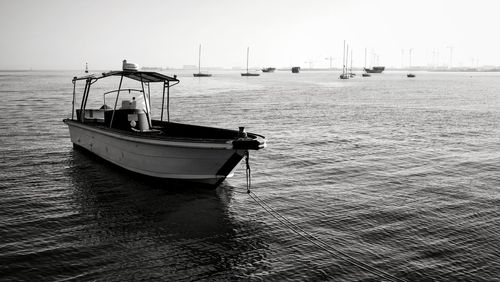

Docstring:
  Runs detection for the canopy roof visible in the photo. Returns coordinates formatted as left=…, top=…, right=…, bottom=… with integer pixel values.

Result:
left=73, top=70, right=179, bottom=83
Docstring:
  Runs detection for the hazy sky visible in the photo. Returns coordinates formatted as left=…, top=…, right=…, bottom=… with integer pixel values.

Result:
left=1, top=0, right=499, bottom=69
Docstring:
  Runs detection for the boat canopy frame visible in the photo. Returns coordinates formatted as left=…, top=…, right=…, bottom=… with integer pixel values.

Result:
left=71, top=70, right=180, bottom=127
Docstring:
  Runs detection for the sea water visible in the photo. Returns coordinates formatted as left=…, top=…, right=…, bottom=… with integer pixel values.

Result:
left=0, top=70, right=499, bottom=281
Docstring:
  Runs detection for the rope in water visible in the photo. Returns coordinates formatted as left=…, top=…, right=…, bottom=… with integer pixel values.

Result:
left=244, top=152, right=406, bottom=282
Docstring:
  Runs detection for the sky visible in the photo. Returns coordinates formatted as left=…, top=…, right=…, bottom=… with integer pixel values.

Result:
left=1, top=0, right=499, bottom=70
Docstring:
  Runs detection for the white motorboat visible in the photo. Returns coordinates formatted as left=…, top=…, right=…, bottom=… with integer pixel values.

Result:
left=63, top=60, right=266, bottom=187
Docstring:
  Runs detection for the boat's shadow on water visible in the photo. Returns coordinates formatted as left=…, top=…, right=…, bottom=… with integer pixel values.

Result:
left=66, top=147, right=235, bottom=234
left=64, top=148, right=269, bottom=280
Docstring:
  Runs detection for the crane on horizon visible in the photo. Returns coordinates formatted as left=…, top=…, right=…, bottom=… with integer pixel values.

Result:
left=304, top=60, right=314, bottom=69
left=325, top=56, right=334, bottom=69
left=447, top=46, right=453, bottom=69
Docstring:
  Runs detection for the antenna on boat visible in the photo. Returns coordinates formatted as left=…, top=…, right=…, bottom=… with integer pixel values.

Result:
left=198, top=44, right=201, bottom=74
left=346, top=44, right=349, bottom=72
left=342, top=40, right=346, bottom=76
left=350, top=48, right=353, bottom=75
left=365, top=48, right=367, bottom=69
left=409, top=48, right=413, bottom=69
left=447, top=45, right=453, bottom=69
left=246, top=47, right=249, bottom=73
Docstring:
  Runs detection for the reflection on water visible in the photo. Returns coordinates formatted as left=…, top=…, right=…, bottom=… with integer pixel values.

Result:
left=64, top=149, right=269, bottom=280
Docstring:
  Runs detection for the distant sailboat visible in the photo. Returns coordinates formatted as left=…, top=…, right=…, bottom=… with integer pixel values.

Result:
left=406, top=49, right=415, bottom=78
left=85, top=62, right=89, bottom=73
left=193, top=44, right=212, bottom=77
left=349, top=49, right=355, bottom=77
left=339, top=40, right=349, bottom=79
left=241, top=47, right=260, bottom=76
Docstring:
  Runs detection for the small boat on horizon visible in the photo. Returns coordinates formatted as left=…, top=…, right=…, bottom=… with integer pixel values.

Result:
left=241, top=73, right=260, bottom=77
left=85, top=63, right=88, bottom=73
left=262, top=67, right=276, bottom=73
left=407, top=73, right=415, bottom=78
left=241, top=47, right=260, bottom=76
left=64, top=60, right=266, bottom=187
left=193, top=73, right=212, bottom=77
left=364, top=66, right=385, bottom=73
left=291, top=66, right=300, bottom=73
left=193, top=44, right=212, bottom=77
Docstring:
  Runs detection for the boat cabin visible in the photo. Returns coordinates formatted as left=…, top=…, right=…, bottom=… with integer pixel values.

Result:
left=72, top=62, right=179, bottom=132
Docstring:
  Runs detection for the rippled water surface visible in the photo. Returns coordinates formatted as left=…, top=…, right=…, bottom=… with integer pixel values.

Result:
left=1, top=70, right=499, bottom=281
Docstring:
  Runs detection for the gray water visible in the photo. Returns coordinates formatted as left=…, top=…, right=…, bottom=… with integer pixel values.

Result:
left=1, top=70, right=499, bottom=281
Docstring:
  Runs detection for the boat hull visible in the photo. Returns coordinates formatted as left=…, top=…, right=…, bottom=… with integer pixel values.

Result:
left=193, top=73, right=212, bottom=77
left=261, top=68, right=276, bottom=73
left=64, top=120, right=245, bottom=186
left=364, top=66, right=385, bottom=73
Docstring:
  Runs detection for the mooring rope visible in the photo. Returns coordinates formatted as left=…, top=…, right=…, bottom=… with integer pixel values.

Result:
left=243, top=153, right=406, bottom=282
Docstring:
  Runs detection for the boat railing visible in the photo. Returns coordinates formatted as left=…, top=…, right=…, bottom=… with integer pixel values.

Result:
left=103, top=88, right=143, bottom=105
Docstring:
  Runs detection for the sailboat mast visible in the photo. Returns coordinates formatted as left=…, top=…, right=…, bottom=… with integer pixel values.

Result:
left=246, top=47, right=249, bottom=73
left=409, top=48, right=413, bottom=69
left=198, top=44, right=201, bottom=73
left=342, top=40, right=346, bottom=75
left=364, top=48, right=367, bottom=69
left=350, top=49, right=353, bottom=73
left=346, top=44, right=349, bottom=75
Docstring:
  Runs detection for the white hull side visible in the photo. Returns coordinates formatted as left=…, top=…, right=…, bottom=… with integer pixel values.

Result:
left=66, top=122, right=244, bottom=185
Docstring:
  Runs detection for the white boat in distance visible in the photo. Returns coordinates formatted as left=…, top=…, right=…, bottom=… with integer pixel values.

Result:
left=63, top=60, right=266, bottom=187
